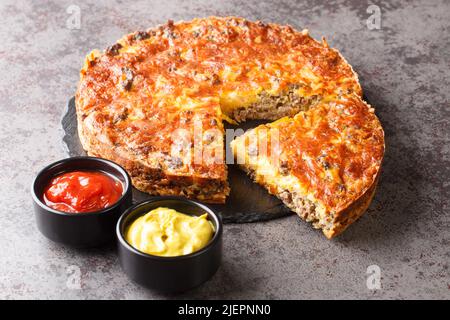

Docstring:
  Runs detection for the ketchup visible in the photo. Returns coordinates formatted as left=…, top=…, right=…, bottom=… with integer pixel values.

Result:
left=44, top=171, right=123, bottom=213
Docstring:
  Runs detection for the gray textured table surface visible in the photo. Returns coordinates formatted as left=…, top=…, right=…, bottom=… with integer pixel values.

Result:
left=0, top=0, right=448, bottom=299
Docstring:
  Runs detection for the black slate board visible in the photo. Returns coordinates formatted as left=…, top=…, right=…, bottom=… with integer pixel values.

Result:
left=62, top=97, right=292, bottom=223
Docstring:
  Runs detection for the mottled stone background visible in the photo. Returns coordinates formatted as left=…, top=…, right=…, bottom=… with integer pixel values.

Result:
left=0, top=0, right=448, bottom=299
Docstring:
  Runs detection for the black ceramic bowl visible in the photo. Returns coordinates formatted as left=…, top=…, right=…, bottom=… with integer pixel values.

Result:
left=117, top=197, right=222, bottom=293
left=32, top=156, right=132, bottom=247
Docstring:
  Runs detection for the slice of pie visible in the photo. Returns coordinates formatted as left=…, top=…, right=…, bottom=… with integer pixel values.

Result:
left=230, top=95, right=385, bottom=238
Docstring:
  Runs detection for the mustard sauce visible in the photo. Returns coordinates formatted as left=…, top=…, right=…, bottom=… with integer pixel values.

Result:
left=125, top=207, right=215, bottom=257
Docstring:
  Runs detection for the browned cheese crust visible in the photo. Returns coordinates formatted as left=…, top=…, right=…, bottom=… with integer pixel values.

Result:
left=75, top=16, right=382, bottom=230
left=231, top=95, right=385, bottom=238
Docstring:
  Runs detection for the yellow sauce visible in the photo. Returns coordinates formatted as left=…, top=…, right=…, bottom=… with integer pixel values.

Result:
left=125, top=207, right=215, bottom=257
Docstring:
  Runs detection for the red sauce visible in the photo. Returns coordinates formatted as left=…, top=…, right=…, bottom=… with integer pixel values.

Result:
left=44, top=171, right=123, bottom=213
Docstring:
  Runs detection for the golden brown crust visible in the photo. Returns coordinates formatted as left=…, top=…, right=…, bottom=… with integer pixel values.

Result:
left=274, top=95, right=384, bottom=213
left=231, top=95, right=385, bottom=237
left=76, top=16, right=366, bottom=204
left=323, top=174, right=380, bottom=238
left=77, top=108, right=229, bottom=203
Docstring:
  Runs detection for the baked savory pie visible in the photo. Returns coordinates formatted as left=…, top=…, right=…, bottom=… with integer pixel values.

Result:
left=76, top=16, right=384, bottom=236
left=230, top=95, right=384, bottom=238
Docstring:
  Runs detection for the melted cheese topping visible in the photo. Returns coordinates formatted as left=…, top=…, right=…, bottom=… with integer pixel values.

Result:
left=231, top=95, right=384, bottom=213
left=76, top=17, right=373, bottom=203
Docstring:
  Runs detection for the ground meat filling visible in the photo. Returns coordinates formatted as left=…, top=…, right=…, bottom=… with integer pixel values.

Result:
left=279, top=190, right=321, bottom=222
left=232, top=87, right=321, bottom=122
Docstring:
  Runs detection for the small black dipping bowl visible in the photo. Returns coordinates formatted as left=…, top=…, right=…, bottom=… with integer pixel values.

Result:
left=32, top=156, right=132, bottom=247
left=117, top=197, right=222, bottom=293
